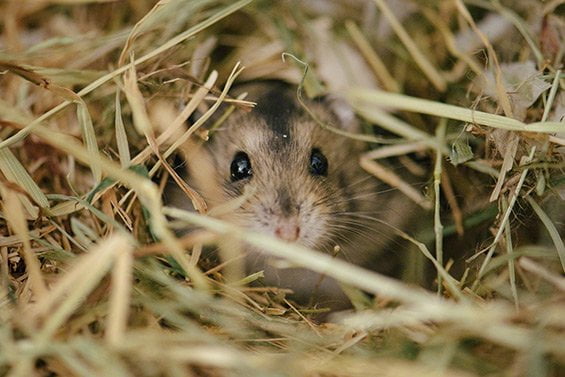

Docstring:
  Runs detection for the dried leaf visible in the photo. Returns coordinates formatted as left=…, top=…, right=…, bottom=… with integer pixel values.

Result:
left=480, top=61, right=552, bottom=120
left=449, top=136, right=474, bottom=166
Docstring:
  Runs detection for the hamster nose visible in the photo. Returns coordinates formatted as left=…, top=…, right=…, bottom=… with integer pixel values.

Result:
left=274, top=222, right=300, bottom=242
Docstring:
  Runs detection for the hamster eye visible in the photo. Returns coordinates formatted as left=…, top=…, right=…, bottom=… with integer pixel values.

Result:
left=309, top=148, right=328, bottom=176
left=230, top=151, right=253, bottom=182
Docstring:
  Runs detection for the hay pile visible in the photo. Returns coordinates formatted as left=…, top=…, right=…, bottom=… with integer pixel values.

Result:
left=0, top=0, right=563, bottom=376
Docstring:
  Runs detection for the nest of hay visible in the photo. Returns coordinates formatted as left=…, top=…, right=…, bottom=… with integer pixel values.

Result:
left=0, top=0, right=563, bottom=376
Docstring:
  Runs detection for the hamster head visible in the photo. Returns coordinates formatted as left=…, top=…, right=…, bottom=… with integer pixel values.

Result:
left=185, top=83, right=377, bottom=255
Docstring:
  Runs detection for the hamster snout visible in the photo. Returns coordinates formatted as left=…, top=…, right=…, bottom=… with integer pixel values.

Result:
left=273, top=217, right=300, bottom=242
left=227, top=145, right=341, bottom=250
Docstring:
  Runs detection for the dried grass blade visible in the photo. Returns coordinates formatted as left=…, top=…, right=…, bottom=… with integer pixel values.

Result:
left=542, top=68, right=561, bottom=122
left=161, top=70, right=218, bottom=143
left=422, top=8, right=482, bottom=77
left=150, top=62, right=244, bottom=176
left=349, top=88, right=564, bottom=133
left=454, top=0, right=513, bottom=118
left=519, top=257, right=565, bottom=292
left=489, top=133, right=519, bottom=202
left=123, top=62, right=154, bottom=138
left=70, top=217, right=99, bottom=248
left=0, top=183, right=47, bottom=298
left=0, top=247, right=8, bottom=308
left=362, top=141, right=428, bottom=160
left=0, top=137, right=49, bottom=211
left=475, top=147, right=537, bottom=283
left=502, top=197, right=519, bottom=309
left=360, top=156, right=432, bottom=210
left=106, top=238, right=134, bottom=346
left=483, top=0, right=544, bottom=65
left=345, top=20, right=399, bottom=93
left=0, top=60, right=81, bottom=103
left=350, top=102, right=443, bottom=149
left=114, top=89, right=131, bottom=168
left=48, top=199, right=85, bottom=217
left=433, top=120, right=446, bottom=294
left=440, top=172, right=464, bottom=236
left=527, top=196, right=565, bottom=273
left=373, top=0, right=447, bottom=92
left=118, top=0, right=168, bottom=66
left=130, top=70, right=218, bottom=165
left=36, top=235, right=132, bottom=340
left=76, top=101, right=102, bottom=183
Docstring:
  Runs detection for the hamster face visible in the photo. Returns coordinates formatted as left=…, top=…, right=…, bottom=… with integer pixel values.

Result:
left=185, top=83, right=378, bottom=257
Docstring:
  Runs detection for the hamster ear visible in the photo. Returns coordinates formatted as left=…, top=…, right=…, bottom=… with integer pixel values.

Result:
left=323, top=94, right=360, bottom=133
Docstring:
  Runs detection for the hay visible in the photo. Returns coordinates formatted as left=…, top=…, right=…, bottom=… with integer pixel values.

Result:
left=0, top=0, right=564, bottom=376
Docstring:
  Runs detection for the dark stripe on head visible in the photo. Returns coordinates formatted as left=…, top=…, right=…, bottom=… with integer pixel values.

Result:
left=253, top=85, right=297, bottom=140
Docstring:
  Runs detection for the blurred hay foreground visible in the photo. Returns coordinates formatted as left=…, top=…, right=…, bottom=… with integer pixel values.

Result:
left=0, top=0, right=564, bottom=376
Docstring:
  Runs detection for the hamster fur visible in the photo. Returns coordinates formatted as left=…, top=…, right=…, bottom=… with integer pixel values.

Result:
left=167, top=81, right=412, bottom=310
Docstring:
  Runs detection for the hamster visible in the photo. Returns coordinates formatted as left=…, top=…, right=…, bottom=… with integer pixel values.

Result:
left=168, top=81, right=411, bottom=310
